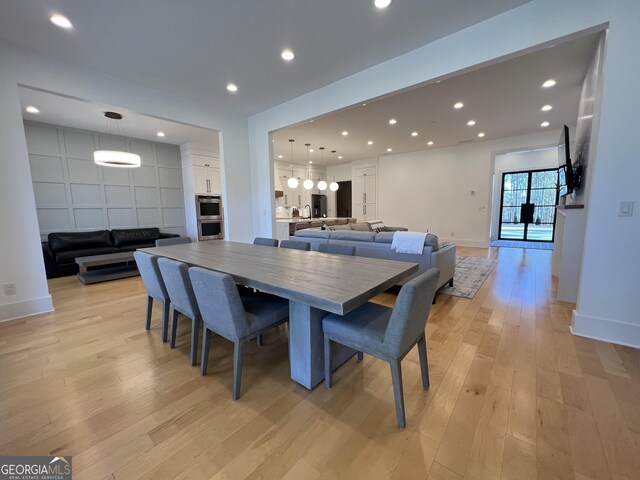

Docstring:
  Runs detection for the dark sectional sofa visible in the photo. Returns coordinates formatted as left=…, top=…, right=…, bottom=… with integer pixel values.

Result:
left=42, top=227, right=180, bottom=279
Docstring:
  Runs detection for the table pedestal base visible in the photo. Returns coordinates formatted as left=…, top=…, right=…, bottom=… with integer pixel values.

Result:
left=289, top=301, right=355, bottom=389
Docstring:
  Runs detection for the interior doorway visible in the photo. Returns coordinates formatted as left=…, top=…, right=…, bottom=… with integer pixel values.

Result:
left=336, top=181, right=352, bottom=217
left=498, top=168, right=558, bottom=242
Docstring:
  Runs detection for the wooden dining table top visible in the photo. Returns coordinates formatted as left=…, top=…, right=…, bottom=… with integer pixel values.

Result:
left=139, top=240, right=418, bottom=315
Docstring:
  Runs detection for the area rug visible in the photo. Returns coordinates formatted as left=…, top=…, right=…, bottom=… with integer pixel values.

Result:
left=490, top=239, right=554, bottom=250
left=439, top=255, right=498, bottom=299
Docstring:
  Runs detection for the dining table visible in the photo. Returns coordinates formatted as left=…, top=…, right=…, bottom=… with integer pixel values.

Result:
left=140, top=241, right=418, bottom=389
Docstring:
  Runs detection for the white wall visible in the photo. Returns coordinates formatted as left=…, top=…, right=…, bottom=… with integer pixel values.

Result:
left=0, top=42, right=253, bottom=321
left=0, top=78, right=53, bottom=321
left=377, top=131, right=558, bottom=246
left=490, top=147, right=559, bottom=240
left=248, top=0, right=640, bottom=348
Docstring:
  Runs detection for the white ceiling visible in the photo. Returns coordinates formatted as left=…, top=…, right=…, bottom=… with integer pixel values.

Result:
left=273, top=32, right=601, bottom=166
left=19, top=88, right=219, bottom=150
left=0, top=0, right=531, bottom=116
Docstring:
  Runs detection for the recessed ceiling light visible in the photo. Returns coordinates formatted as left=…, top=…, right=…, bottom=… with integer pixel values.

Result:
left=341, top=131, right=348, bottom=136
left=277, top=155, right=283, bottom=159
left=454, top=102, right=464, bottom=109
left=374, top=0, right=392, bottom=9
left=338, top=155, right=343, bottom=159
left=156, top=132, right=165, bottom=137
left=427, top=141, right=434, bottom=146
left=542, top=79, right=556, bottom=88
left=411, top=131, right=418, bottom=137
left=541, top=104, right=552, bottom=111
left=25, top=106, right=40, bottom=114
left=281, top=49, right=295, bottom=61
left=362, top=103, right=367, bottom=107
left=308, top=161, right=313, bottom=164
left=309, top=149, right=314, bottom=153
left=50, top=14, right=72, bottom=29
left=478, top=132, right=485, bottom=138
left=367, top=140, right=373, bottom=145
left=389, top=118, right=397, bottom=125
left=387, top=148, right=393, bottom=152
left=467, top=120, right=476, bottom=126
left=541, top=121, right=550, bottom=127
left=226, top=83, right=238, bottom=93
left=309, top=120, right=314, bottom=123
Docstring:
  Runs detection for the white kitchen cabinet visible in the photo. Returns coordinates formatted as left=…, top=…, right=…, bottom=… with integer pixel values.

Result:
left=353, top=166, right=377, bottom=221
left=194, top=165, right=221, bottom=194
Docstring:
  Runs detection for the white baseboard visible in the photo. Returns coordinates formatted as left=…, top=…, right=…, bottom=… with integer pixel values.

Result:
left=0, top=295, right=54, bottom=323
left=571, top=310, right=640, bottom=349
left=441, top=237, right=489, bottom=248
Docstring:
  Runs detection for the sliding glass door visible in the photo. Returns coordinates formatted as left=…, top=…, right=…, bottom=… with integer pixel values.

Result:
left=498, top=168, right=558, bottom=242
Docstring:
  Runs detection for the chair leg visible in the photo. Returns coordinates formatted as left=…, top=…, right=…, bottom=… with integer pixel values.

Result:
left=324, top=334, right=332, bottom=389
left=232, top=341, right=245, bottom=400
left=201, top=327, right=211, bottom=375
left=145, top=296, right=153, bottom=330
left=161, top=300, right=170, bottom=343
left=170, top=308, right=179, bottom=348
left=417, top=334, right=430, bottom=389
left=190, top=316, right=200, bottom=366
left=256, top=334, right=263, bottom=347
left=449, top=278, right=454, bottom=287
left=390, top=360, right=406, bottom=430
left=357, top=351, right=364, bottom=362
left=432, top=294, right=437, bottom=305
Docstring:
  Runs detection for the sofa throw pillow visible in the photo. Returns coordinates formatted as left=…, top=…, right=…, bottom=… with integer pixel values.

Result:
left=367, top=220, right=387, bottom=233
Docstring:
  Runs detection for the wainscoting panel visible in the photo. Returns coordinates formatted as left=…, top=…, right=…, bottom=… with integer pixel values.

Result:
left=25, top=121, right=186, bottom=240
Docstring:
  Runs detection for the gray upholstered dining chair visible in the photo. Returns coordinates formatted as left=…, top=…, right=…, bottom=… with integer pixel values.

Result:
left=322, top=268, right=440, bottom=430
left=188, top=267, right=289, bottom=400
left=133, top=251, right=171, bottom=342
left=253, top=237, right=279, bottom=247
left=317, top=243, right=356, bottom=256
left=280, top=240, right=311, bottom=251
left=155, top=237, right=192, bottom=247
left=157, top=258, right=202, bottom=366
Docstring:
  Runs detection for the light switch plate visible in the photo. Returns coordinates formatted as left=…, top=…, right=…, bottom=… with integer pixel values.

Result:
left=619, top=201, right=634, bottom=217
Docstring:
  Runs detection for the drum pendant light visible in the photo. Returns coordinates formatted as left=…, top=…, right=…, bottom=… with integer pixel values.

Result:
left=287, top=139, right=299, bottom=188
left=93, top=112, right=141, bottom=168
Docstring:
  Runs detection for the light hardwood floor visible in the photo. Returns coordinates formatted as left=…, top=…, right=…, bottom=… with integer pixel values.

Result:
left=1, top=246, right=639, bottom=479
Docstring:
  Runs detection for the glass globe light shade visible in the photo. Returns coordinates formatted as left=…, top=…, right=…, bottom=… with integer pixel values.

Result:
left=303, top=179, right=314, bottom=190
left=317, top=180, right=328, bottom=191
left=287, top=177, right=299, bottom=188
left=329, top=181, right=339, bottom=192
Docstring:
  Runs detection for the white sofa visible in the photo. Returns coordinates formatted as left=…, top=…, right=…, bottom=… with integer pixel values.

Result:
left=293, top=230, right=456, bottom=291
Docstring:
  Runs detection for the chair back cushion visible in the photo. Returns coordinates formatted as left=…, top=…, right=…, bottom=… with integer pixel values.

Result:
left=383, top=268, right=440, bottom=356
left=253, top=237, right=279, bottom=247
left=48, top=230, right=112, bottom=252
left=158, top=258, right=199, bottom=318
left=112, top=228, right=160, bottom=247
left=155, top=237, right=191, bottom=247
left=280, top=240, right=311, bottom=251
left=133, top=252, right=169, bottom=301
left=188, top=267, right=247, bottom=340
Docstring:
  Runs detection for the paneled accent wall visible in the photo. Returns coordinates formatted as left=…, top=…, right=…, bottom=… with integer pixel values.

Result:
left=25, top=122, right=186, bottom=240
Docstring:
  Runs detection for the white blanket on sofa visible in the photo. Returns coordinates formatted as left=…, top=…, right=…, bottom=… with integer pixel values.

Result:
left=391, top=231, right=427, bottom=255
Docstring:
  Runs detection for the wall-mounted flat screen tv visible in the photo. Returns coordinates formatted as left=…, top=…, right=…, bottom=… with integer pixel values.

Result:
left=558, top=125, right=574, bottom=197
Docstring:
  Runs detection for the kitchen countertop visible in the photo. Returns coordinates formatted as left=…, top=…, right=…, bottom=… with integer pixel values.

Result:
left=276, top=217, right=354, bottom=223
